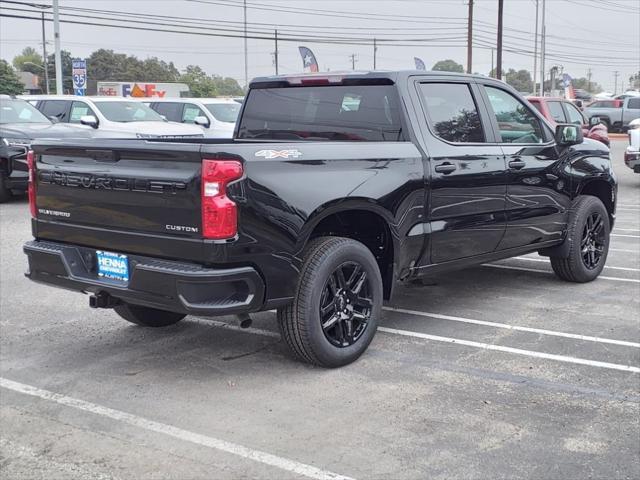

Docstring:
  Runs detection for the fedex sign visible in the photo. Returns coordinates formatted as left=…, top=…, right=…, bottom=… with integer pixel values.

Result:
left=96, top=82, right=189, bottom=98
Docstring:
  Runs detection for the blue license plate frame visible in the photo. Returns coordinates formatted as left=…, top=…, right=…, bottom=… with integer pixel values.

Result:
left=96, top=250, right=129, bottom=282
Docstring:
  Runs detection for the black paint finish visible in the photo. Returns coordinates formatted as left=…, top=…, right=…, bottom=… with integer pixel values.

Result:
left=25, top=71, right=616, bottom=315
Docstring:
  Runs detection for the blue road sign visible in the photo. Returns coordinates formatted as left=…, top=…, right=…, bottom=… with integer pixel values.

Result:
left=72, top=59, right=87, bottom=95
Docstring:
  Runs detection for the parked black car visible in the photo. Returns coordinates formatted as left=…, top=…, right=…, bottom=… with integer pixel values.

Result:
left=23, top=71, right=617, bottom=367
left=0, top=96, right=98, bottom=202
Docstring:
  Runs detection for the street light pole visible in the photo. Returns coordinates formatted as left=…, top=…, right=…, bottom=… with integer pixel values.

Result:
left=41, top=12, right=50, bottom=94
left=496, top=0, right=503, bottom=80
left=243, top=0, right=248, bottom=90
left=540, top=0, right=546, bottom=96
left=533, top=0, right=538, bottom=95
left=52, top=0, right=62, bottom=94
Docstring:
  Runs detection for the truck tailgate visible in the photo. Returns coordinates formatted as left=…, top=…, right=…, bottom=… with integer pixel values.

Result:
left=32, top=140, right=208, bottom=260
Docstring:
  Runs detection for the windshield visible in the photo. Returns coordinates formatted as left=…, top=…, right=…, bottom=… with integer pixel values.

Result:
left=0, top=98, right=50, bottom=124
left=237, top=85, right=405, bottom=141
left=204, top=103, right=241, bottom=123
left=92, top=101, right=164, bottom=123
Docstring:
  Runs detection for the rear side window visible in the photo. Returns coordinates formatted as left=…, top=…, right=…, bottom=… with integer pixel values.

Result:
left=418, top=83, right=484, bottom=143
left=40, top=100, right=69, bottom=122
left=547, top=101, right=567, bottom=122
left=152, top=102, right=183, bottom=122
left=237, top=85, right=405, bottom=141
left=484, top=86, right=545, bottom=144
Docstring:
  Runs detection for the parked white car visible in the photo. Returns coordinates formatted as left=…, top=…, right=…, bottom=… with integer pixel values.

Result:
left=20, top=95, right=204, bottom=138
left=146, top=98, right=241, bottom=138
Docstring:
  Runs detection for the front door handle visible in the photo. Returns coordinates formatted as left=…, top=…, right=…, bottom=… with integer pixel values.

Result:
left=434, top=162, right=457, bottom=174
left=508, top=159, right=526, bottom=169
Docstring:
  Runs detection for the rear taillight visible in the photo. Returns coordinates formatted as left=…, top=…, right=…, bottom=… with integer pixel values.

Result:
left=27, top=150, right=36, bottom=218
left=201, top=159, right=243, bottom=239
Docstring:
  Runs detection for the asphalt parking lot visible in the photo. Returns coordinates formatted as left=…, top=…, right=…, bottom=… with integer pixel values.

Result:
left=1, top=139, right=638, bottom=480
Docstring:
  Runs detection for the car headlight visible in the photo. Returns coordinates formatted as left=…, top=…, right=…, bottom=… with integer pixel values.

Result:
left=1, top=137, right=31, bottom=147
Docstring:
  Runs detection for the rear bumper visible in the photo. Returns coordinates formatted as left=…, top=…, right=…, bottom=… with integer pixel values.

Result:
left=23, top=240, right=265, bottom=316
left=624, top=148, right=640, bottom=173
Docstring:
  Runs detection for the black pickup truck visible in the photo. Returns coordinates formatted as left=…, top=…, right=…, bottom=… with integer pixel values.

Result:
left=24, top=71, right=617, bottom=367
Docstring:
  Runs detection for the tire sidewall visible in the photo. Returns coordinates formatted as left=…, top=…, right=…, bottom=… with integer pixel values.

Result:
left=300, top=241, right=382, bottom=367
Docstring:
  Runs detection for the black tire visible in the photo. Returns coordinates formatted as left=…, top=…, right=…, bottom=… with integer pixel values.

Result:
left=550, top=196, right=610, bottom=283
left=600, top=118, right=611, bottom=133
left=277, top=236, right=383, bottom=368
left=114, top=303, right=186, bottom=327
left=0, top=172, right=12, bottom=203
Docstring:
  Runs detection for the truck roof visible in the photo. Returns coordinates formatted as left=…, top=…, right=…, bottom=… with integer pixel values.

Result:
left=249, top=70, right=498, bottom=88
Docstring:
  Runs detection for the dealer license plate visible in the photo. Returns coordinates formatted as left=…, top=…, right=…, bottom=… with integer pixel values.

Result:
left=96, top=250, right=129, bottom=282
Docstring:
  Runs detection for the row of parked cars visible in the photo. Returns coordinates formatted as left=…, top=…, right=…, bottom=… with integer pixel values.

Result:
left=0, top=95, right=242, bottom=202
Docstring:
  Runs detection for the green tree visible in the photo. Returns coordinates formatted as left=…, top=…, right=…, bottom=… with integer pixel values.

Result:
left=505, top=69, right=533, bottom=93
left=571, top=77, right=602, bottom=94
left=628, top=72, right=639, bottom=90
left=45, top=50, right=74, bottom=93
left=179, top=65, right=243, bottom=97
left=432, top=59, right=464, bottom=73
left=0, top=60, right=25, bottom=95
left=12, top=47, right=44, bottom=75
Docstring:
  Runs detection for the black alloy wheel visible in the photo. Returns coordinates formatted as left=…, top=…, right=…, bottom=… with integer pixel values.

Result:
left=319, top=262, right=373, bottom=348
left=581, top=211, right=606, bottom=270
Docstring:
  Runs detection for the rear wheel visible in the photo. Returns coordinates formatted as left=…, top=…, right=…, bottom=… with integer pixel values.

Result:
left=114, top=303, right=186, bottom=327
left=550, top=196, right=610, bottom=283
left=0, top=172, right=12, bottom=203
left=277, top=236, right=382, bottom=368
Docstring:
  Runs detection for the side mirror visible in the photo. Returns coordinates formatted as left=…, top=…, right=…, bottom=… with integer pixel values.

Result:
left=159, top=115, right=168, bottom=121
left=80, top=115, right=99, bottom=129
left=193, top=115, right=210, bottom=128
left=555, top=124, right=583, bottom=147
left=48, top=116, right=59, bottom=124
left=589, top=116, right=601, bottom=127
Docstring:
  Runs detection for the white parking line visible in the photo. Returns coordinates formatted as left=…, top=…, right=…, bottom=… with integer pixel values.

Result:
left=482, top=263, right=640, bottom=283
left=615, top=228, right=640, bottom=233
left=610, top=248, right=640, bottom=253
left=515, top=256, right=640, bottom=272
left=382, top=306, right=640, bottom=348
left=0, top=378, right=354, bottom=480
left=378, top=328, right=640, bottom=373
left=612, top=234, right=640, bottom=238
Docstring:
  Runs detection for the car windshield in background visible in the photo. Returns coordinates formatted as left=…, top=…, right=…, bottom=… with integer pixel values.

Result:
left=204, top=103, right=241, bottom=123
left=0, top=99, right=50, bottom=124
left=92, top=101, right=164, bottom=123
left=237, top=85, right=405, bottom=141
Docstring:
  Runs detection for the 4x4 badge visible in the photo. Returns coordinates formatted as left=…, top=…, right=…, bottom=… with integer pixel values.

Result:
left=255, top=149, right=302, bottom=159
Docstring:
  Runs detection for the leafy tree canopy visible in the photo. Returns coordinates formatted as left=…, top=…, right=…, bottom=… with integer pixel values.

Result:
left=12, top=47, right=44, bottom=76
left=432, top=59, right=464, bottom=73
left=179, top=65, right=243, bottom=97
left=0, top=59, right=25, bottom=95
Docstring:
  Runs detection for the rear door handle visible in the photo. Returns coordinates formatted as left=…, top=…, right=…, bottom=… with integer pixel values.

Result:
left=508, top=159, right=526, bottom=169
left=434, top=162, right=457, bottom=174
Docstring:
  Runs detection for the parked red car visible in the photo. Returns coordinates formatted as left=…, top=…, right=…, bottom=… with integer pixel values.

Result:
left=527, top=97, right=610, bottom=146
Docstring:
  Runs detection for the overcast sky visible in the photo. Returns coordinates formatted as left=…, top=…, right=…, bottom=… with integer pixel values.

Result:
left=1, top=0, right=639, bottom=93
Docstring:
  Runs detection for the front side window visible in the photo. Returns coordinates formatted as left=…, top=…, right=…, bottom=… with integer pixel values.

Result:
left=238, top=85, right=405, bottom=141
left=628, top=98, right=640, bottom=109
left=419, top=83, right=485, bottom=143
left=182, top=104, right=207, bottom=123
left=40, top=100, right=69, bottom=122
left=93, top=101, right=164, bottom=123
left=484, top=86, right=544, bottom=144
left=565, top=103, right=585, bottom=125
left=547, top=101, right=567, bottom=122
left=69, top=101, right=95, bottom=123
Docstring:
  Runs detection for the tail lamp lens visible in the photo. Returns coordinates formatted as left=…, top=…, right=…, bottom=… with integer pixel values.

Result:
left=201, top=159, right=243, bottom=239
left=27, top=150, right=36, bottom=218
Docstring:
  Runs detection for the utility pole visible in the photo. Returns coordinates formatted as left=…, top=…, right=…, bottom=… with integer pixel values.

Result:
left=274, top=29, right=279, bottom=75
left=52, top=0, right=62, bottom=94
left=373, top=38, right=377, bottom=70
left=41, top=11, right=50, bottom=94
left=496, top=0, right=503, bottom=80
left=466, top=0, right=473, bottom=74
left=614, top=71, right=619, bottom=95
left=540, top=0, right=546, bottom=96
left=490, top=48, right=494, bottom=77
left=533, top=0, right=539, bottom=95
left=587, top=68, right=592, bottom=93
left=243, top=0, right=248, bottom=90
left=349, top=53, right=358, bottom=70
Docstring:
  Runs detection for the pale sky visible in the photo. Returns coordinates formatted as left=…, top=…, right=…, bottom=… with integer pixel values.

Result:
left=1, top=0, right=639, bottom=93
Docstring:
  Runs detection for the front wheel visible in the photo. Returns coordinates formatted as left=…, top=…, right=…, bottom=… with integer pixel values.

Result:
left=114, top=303, right=186, bottom=327
left=277, top=237, right=383, bottom=368
left=550, top=196, right=610, bottom=283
